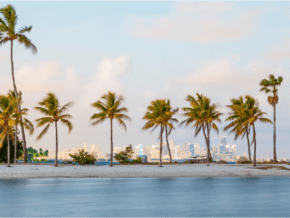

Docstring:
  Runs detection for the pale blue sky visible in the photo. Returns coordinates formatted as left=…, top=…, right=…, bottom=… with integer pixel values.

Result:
left=1, top=1, right=290, bottom=159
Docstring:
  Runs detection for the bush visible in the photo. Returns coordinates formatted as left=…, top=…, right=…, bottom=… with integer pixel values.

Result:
left=217, top=160, right=227, bottom=164
left=114, top=145, right=134, bottom=164
left=236, top=156, right=251, bottom=164
left=68, top=149, right=96, bottom=165
left=131, top=157, right=142, bottom=164
left=0, top=136, right=23, bottom=163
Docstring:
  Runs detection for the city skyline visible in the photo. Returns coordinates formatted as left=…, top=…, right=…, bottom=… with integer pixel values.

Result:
left=46, top=136, right=289, bottom=161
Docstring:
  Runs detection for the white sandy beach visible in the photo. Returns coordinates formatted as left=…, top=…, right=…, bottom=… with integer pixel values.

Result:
left=0, top=163, right=290, bottom=179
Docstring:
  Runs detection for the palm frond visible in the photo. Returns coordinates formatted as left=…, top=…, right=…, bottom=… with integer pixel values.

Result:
left=36, top=123, right=50, bottom=141
left=17, top=34, right=37, bottom=54
left=60, top=119, right=73, bottom=133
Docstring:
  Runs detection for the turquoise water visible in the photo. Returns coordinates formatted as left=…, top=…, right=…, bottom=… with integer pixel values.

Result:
left=0, top=177, right=289, bottom=217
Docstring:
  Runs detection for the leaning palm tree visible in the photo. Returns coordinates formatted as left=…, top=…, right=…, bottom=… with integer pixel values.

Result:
left=0, top=5, right=37, bottom=163
left=8, top=90, right=34, bottom=164
left=259, top=74, right=283, bottom=163
left=34, top=93, right=74, bottom=167
left=180, top=93, right=222, bottom=166
left=242, top=96, right=272, bottom=167
left=0, top=95, right=18, bottom=167
left=224, top=96, right=252, bottom=162
left=142, top=99, right=173, bottom=167
left=90, top=91, right=131, bottom=167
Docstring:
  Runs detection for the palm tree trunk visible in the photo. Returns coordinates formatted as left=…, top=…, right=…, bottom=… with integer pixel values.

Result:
left=202, top=125, right=210, bottom=166
left=159, top=125, right=163, bottom=167
left=207, top=124, right=212, bottom=166
left=253, top=124, right=257, bottom=167
left=7, top=132, right=10, bottom=167
left=54, top=121, right=58, bottom=167
left=10, top=40, right=27, bottom=164
left=110, top=119, right=113, bottom=167
left=273, top=102, right=277, bottom=162
left=165, top=125, right=172, bottom=163
left=246, top=128, right=252, bottom=162
left=14, top=125, right=17, bottom=164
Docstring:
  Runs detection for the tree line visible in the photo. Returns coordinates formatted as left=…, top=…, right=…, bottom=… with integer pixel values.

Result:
left=0, top=5, right=284, bottom=168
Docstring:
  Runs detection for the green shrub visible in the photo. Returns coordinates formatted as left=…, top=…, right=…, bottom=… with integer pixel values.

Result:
left=217, top=160, right=227, bottom=164
left=114, top=145, right=134, bottom=164
left=68, top=149, right=96, bottom=165
left=131, top=157, right=142, bottom=163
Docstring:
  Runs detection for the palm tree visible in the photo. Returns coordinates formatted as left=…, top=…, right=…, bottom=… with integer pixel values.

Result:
left=143, top=99, right=173, bottom=167
left=8, top=90, right=34, bottom=164
left=180, top=93, right=222, bottom=166
left=90, top=91, right=131, bottom=167
left=34, top=93, right=74, bottom=167
left=0, top=95, right=18, bottom=167
left=224, top=96, right=252, bottom=162
left=259, top=74, right=283, bottom=163
left=163, top=100, right=178, bottom=163
left=242, top=96, right=272, bottom=166
left=0, top=5, right=37, bottom=163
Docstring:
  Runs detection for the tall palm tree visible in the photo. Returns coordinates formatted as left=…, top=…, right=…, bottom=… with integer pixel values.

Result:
left=260, top=74, right=283, bottom=162
left=0, top=95, right=18, bottom=167
left=143, top=99, right=174, bottom=167
left=224, top=96, right=252, bottom=162
left=0, top=5, right=37, bottom=163
left=163, top=100, right=178, bottom=163
left=180, top=93, right=222, bottom=166
left=34, top=93, right=74, bottom=167
left=90, top=91, right=131, bottom=167
left=8, top=90, right=34, bottom=164
left=242, top=96, right=272, bottom=167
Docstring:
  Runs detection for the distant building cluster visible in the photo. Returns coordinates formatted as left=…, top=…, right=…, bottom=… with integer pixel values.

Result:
left=47, top=137, right=239, bottom=162
left=47, top=144, right=104, bottom=161
left=112, top=140, right=200, bottom=162
left=211, top=136, right=237, bottom=162
left=45, top=137, right=290, bottom=163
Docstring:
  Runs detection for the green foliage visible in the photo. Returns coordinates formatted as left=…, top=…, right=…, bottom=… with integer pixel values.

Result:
left=131, top=157, right=142, bottom=164
left=27, top=147, right=38, bottom=154
left=114, top=145, right=134, bottom=164
left=90, top=91, right=131, bottom=129
left=0, top=5, right=38, bottom=54
left=0, top=135, right=23, bottom=163
left=68, top=148, right=96, bottom=165
left=34, top=92, right=74, bottom=140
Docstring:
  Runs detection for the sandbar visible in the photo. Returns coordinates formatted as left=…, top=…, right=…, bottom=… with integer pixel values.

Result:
left=1, top=163, right=290, bottom=179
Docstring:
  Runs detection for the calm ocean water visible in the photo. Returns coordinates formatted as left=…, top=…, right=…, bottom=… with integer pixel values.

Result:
left=0, top=177, right=289, bottom=217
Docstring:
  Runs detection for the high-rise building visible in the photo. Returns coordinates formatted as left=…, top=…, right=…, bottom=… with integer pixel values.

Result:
left=113, top=147, right=122, bottom=154
left=194, top=143, right=200, bottom=156
left=143, top=145, right=150, bottom=157
left=90, top=144, right=96, bottom=154
left=188, top=143, right=194, bottom=157
left=219, top=136, right=227, bottom=154
left=83, top=143, right=88, bottom=153
left=169, top=139, right=175, bottom=149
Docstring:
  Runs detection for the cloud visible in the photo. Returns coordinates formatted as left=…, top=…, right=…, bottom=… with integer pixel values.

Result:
left=81, top=56, right=131, bottom=105
left=131, top=2, right=259, bottom=42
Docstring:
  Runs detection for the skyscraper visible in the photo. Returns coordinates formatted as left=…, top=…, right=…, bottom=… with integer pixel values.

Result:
left=83, top=143, right=88, bottom=153
left=188, top=143, right=195, bottom=157
left=219, top=136, right=226, bottom=154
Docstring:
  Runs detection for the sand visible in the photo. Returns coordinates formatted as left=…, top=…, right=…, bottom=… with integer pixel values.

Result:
left=1, top=163, right=290, bottom=179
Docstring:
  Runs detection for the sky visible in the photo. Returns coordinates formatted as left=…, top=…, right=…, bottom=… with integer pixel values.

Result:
left=0, top=1, right=290, bottom=159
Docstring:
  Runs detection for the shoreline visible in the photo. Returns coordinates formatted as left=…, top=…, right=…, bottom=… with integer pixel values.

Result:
left=1, top=163, right=290, bottom=179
